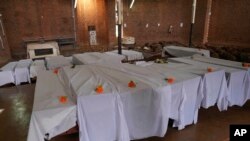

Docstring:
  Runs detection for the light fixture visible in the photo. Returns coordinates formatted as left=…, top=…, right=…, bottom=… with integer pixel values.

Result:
left=0, top=109, right=4, bottom=114
left=129, top=0, right=135, bottom=9
left=74, top=0, right=78, bottom=8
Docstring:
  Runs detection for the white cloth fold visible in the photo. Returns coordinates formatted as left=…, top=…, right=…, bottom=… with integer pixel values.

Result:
left=45, top=55, right=72, bottom=70
left=0, top=62, right=17, bottom=86
left=169, top=57, right=250, bottom=107
left=60, top=64, right=172, bottom=140
left=15, top=59, right=32, bottom=85
left=30, top=60, right=46, bottom=78
left=105, top=50, right=144, bottom=61
left=163, top=45, right=210, bottom=57
left=27, top=71, right=76, bottom=141
left=72, top=52, right=125, bottom=65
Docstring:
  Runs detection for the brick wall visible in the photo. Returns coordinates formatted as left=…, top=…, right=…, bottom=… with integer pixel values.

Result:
left=208, top=0, right=250, bottom=47
left=0, top=0, right=74, bottom=59
left=0, top=0, right=249, bottom=60
left=75, top=0, right=109, bottom=52
left=122, top=0, right=193, bottom=46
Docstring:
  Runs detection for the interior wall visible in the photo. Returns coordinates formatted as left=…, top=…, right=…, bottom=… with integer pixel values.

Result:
left=1, top=0, right=249, bottom=60
left=192, top=0, right=209, bottom=46
left=0, top=14, right=11, bottom=65
left=0, top=0, right=74, bottom=59
left=106, top=0, right=116, bottom=48
left=75, top=0, right=109, bottom=52
left=119, top=0, right=194, bottom=46
left=208, top=0, right=250, bottom=47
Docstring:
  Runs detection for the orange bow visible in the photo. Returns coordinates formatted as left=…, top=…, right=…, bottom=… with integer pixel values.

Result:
left=207, top=67, right=214, bottom=72
left=95, top=85, right=104, bottom=94
left=242, top=63, right=250, bottom=68
left=53, top=69, right=59, bottom=74
left=59, top=96, right=68, bottom=104
left=165, top=77, right=175, bottom=84
left=128, top=80, right=136, bottom=88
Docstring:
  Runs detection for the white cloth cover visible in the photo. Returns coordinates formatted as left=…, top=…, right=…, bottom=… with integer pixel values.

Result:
left=155, top=62, right=228, bottom=111
left=30, top=60, right=46, bottom=78
left=135, top=61, right=154, bottom=67
left=72, top=52, right=125, bottom=65
left=14, top=59, right=32, bottom=85
left=105, top=50, right=144, bottom=61
left=192, top=54, right=250, bottom=75
left=96, top=62, right=204, bottom=130
left=0, top=62, right=17, bottom=86
left=142, top=63, right=202, bottom=130
left=59, top=64, right=172, bottom=141
left=27, top=71, right=76, bottom=141
left=65, top=56, right=73, bottom=63
left=61, top=62, right=203, bottom=131
left=169, top=57, right=250, bottom=107
left=45, top=55, right=72, bottom=70
left=163, top=45, right=210, bottom=57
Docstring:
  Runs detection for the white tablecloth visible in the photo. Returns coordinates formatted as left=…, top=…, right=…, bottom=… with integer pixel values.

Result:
left=63, top=62, right=203, bottom=130
left=65, top=56, right=73, bottom=63
left=141, top=63, right=202, bottom=130
left=105, top=50, right=144, bottom=61
left=154, top=62, right=228, bottom=111
left=192, top=54, right=249, bottom=70
left=59, top=64, right=172, bottom=141
left=169, top=57, right=250, bottom=107
left=27, top=71, right=76, bottom=141
left=30, top=60, right=46, bottom=78
left=14, top=59, right=32, bottom=85
left=96, top=62, right=204, bottom=130
left=72, top=52, right=125, bottom=65
left=45, top=55, right=72, bottom=70
left=0, top=62, right=17, bottom=86
left=163, top=45, right=210, bottom=57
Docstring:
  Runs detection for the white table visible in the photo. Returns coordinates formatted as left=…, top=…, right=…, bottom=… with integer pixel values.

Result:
left=14, top=59, right=32, bottom=85
left=192, top=54, right=249, bottom=70
left=72, top=52, right=125, bottom=65
left=27, top=71, right=76, bottom=141
left=45, top=55, right=72, bottom=70
left=141, top=63, right=202, bottom=130
left=75, top=62, right=202, bottom=130
left=163, top=45, right=210, bottom=57
left=169, top=57, right=250, bottom=107
left=98, top=62, right=204, bottom=130
left=30, top=60, right=46, bottom=78
left=105, top=50, right=144, bottom=61
left=153, top=62, right=229, bottom=111
left=0, top=62, right=17, bottom=86
left=59, top=64, right=172, bottom=141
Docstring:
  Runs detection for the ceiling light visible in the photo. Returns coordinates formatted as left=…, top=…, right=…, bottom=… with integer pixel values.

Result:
left=129, top=0, right=135, bottom=9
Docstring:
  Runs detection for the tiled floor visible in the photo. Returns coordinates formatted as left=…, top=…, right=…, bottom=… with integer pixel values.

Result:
left=0, top=84, right=249, bottom=141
